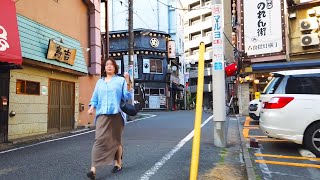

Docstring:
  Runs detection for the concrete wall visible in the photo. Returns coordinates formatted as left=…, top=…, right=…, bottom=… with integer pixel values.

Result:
left=238, top=83, right=249, bottom=116
left=9, top=65, right=79, bottom=140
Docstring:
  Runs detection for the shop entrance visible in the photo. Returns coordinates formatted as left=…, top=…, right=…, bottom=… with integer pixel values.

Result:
left=48, top=80, right=75, bottom=132
left=0, top=71, right=10, bottom=143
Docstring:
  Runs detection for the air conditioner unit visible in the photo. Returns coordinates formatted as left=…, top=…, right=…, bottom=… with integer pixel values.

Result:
left=300, top=33, right=320, bottom=46
left=299, top=18, right=319, bottom=31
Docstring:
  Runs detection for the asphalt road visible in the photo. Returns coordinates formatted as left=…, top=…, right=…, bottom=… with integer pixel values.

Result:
left=241, top=117, right=320, bottom=180
left=0, top=111, right=239, bottom=180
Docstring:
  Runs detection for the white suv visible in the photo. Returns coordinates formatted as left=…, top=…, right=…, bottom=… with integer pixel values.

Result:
left=259, top=69, right=320, bottom=157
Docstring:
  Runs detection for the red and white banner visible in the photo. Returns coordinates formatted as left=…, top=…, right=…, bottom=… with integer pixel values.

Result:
left=0, top=0, right=22, bottom=65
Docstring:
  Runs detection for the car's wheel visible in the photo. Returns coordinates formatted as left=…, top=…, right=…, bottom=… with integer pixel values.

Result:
left=304, top=122, right=320, bottom=157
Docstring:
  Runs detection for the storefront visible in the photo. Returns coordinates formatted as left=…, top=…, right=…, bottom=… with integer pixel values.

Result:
left=5, top=15, right=88, bottom=140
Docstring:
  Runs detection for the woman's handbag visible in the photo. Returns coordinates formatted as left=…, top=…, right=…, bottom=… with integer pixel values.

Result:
left=120, top=100, right=138, bottom=116
left=120, top=79, right=138, bottom=116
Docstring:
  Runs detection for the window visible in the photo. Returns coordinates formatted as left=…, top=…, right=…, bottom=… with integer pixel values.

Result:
left=145, top=89, right=150, bottom=95
left=285, top=74, right=320, bottom=94
left=16, top=80, right=40, bottom=95
left=150, top=59, right=163, bottom=74
left=262, top=76, right=284, bottom=94
left=160, top=89, right=165, bottom=95
left=134, top=87, right=139, bottom=95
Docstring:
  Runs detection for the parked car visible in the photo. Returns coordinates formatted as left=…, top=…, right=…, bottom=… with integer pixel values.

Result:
left=249, top=99, right=262, bottom=120
left=259, top=69, right=320, bottom=157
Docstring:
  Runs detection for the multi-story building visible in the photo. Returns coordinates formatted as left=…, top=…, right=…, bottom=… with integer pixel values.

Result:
left=101, top=0, right=185, bottom=110
left=234, top=0, right=320, bottom=116
left=0, top=0, right=101, bottom=142
left=183, top=0, right=232, bottom=108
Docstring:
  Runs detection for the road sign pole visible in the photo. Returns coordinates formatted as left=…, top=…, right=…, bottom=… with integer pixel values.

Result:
left=212, top=0, right=227, bottom=148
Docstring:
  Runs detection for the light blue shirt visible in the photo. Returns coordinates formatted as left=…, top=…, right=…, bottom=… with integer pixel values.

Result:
left=89, top=76, right=132, bottom=118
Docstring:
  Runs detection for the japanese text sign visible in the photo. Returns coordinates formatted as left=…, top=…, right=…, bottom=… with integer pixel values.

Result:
left=243, top=0, right=283, bottom=56
left=47, top=40, right=76, bottom=65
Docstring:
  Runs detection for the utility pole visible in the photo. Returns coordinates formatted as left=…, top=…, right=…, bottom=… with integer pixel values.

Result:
left=128, top=0, right=134, bottom=104
left=105, top=0, right=109, bottom=59
left=211, top=0, right=227, bottom=148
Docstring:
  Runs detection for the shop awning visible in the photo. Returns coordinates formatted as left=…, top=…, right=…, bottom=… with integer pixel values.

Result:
left=0, top=0, right=23, bottom=66
left=252, top=59, right=320, bottom=71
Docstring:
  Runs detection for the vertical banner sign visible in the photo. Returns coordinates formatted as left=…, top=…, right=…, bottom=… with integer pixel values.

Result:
left=115, top=60, right=122, bottom=74
left=212, top=4, right=224, bottom=71
left=243, top=0, right=283, bottom=56
left=123, top=55, right=129, bottom=73
left=133, top=54, right=138, bottom=79
left=124, top=54, right=138, bottom=78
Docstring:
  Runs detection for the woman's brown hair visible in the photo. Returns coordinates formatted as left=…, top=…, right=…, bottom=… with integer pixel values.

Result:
left=102, top=57, right=119, bottom=76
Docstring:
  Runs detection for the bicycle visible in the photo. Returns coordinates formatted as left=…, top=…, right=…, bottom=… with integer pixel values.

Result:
left=226, top=96, right=235, bottom=116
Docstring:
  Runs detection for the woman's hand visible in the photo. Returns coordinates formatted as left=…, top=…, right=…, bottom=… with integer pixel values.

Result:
left=124, top=72, right=130, bottom=83
left=88, top=106, right=94, bottom=115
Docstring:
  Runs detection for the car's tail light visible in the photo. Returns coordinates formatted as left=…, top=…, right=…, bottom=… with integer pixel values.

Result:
left=263, top=97, right=294, bottom=109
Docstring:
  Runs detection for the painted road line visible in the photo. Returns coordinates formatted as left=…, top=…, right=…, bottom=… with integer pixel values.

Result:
left=257, top=139, right=288, bottom=142
left=244, top=117, right=251, bottom=127
left=243, top=126, right=260, bottom=130
left=255, top=154, right=320, bottom=161
left=255, top=160, right=320, bottom=169
left=255, top=148, right=273, bottom=179
left=139, top=115, right=214, bottom=180
left=0, top=113, right=157, bottom=155
left=243, top=128, right=249, bottom=138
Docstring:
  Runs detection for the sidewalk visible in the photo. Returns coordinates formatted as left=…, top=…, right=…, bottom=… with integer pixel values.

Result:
left=199, top=115, right=253, bottom=180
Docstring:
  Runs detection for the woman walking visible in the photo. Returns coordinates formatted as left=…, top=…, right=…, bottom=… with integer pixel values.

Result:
left=87, top=58, right=132, bottom=179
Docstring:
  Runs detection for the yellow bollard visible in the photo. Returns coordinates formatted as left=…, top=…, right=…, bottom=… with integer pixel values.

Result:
left=189, top=42, right=205, bottom=180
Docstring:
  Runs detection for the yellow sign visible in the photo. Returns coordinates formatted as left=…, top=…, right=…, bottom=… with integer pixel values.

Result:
left=47, top=40, right=76, bottom=65
left=255, top=92, right=261, bottom=99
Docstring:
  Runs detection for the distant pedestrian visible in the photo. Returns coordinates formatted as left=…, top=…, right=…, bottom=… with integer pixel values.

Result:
left=87, top=58, right=132, bottom=179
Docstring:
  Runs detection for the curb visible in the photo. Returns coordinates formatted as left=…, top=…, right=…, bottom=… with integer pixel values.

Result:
left=236, top=115, right=256, bottom=180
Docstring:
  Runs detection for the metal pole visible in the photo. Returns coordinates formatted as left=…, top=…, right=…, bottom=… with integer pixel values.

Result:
left=212, top=0, right=227, bottom=148
left=189, top=42, right=205, bottom=180
left=184, top=62, right=187, bottom=110
left=105, top=0, right=109, bottom=59
left=128, top=0, right=134, bottom=104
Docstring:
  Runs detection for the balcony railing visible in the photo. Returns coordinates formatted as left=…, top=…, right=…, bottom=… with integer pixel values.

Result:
left=185, top=19, right=212, bottom=35
left=189, top=67, right=212, bottom=78
left=185, top=35, right=211, bottom=50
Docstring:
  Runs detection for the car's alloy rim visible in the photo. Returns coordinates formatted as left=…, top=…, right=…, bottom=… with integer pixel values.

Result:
left=312, top=128, right=320, bottom=152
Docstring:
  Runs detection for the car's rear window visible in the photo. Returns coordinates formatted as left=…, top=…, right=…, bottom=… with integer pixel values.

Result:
left=285, top=73, right=320, bottom=94
left=262, top=76, right=283, bottom=94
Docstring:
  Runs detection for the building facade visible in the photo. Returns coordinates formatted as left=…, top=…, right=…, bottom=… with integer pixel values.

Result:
left=183, top=0, right=233, bottom=108
left=235, top=0, right=320, bottom=115
left=0, top=0, right=101, bottom=142
left=101, top=0, right=185, bottom=110
left=108, top=29, right=170, bottom=109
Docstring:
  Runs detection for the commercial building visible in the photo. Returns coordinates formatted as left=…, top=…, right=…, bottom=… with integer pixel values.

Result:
left=101, top=0, right=185, bottom=110
left=183, top=0, right=233, bottom=108
left=0, top=0, right=101, bottom=142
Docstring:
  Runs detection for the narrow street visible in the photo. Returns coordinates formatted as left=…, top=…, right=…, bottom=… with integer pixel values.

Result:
left=0, top=111, right=245, bottom=180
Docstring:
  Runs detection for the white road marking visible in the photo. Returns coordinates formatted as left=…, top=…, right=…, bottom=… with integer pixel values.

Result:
left=0, top=130, right=96, bottom=155
left=139, top=115, right=214, bottom=180
left=255, top=148, right=273, bottom=180
left=0, top=113, right=156, bottom=155
left=299, top=148, right=320, bottom=180
left=127, top=114, right=157, bottom=124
